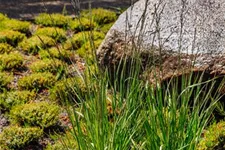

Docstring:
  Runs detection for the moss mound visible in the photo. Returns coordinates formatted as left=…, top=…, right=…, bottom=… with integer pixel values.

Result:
left=82, top=8, right=117, bottom=25
left=29, top=58, right=65, bottom=74
left=19, top=35, right=55, bottom=54
left=198, top=121, right=225, bottom=150
left=34, top=27, right=66, bottom=42
left=0, top=52, right=24, bottom=70
left=0, top=19, right=31, bottom=33
left=35, top=13, right=72, bottom=27
left=68, top=17, right=97, bottom=33
left=0, top=126, right=43, bottom=150
left=0, top=43, right=14, bottom=54
left=18, top=72, right=56, bottom=91
left=10, top=101, right=60, bottom=128
left=0, top=72, right=13, bottom=91
left=0, top=30, right=26, bottom=46
left=0, top=90, right=36, bottom=111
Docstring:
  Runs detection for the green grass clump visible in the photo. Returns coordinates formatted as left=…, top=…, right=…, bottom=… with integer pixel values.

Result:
left=0, top=13, right=8, bottom=21
left=0, top=90, right=35, bottom=111
left=81, top=8, right=117, bottom=25
left=19, top=35, right=55, bottom=54
left=0, top=43, right=14, bottom=54
left=63, top=31, right=104, bottom=50
left=198, top=121, right=225, bottom=150
left=0, top=72, right=13, bottom=91
left=18, top=72, right=56, bottom=91
left=35, top=13, right=72, bottom=28
left=0, top=52, right=23, bottom=70
left=10, top=101, right=60, bottom=128
left=38, top=47, right=72, bottom=62
left=0, top=19, right=31, bottom=33
left=29, top=58, right=65, bottom=74
left=0, top=126, right=43, bottom=149
left=0, top=30, right=25, bottom=46
left=68, top=17, right=97, bottom=33
left=34, top=27, right=66, bottom=42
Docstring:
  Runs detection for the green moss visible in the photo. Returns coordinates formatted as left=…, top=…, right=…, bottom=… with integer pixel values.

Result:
left=0, top=30, right=26, bottom=46
left=76, top=40, right=102, bottom=64
left=0, top=90, right=35, bottom=111
left=0, top=13, right=8, bottom=21
left=18, top=72, right=56, bottom=91
left=45, top=132, right=77, bottom=150
left=81, top=8, right=117, bottom=25
left=0, top=72, right=13, bottom=91
left=99, top=22, right=114, bottom=34
left=63, top=31, right=104, bottom=50
left=29, top=58, right=65, bottom=74
left=0, top=52, right=23, bottom=70
left=0, top=19, right=31, bottom=33
left=0, top=43, right=14, bottom=54
left=34, top=27, right=66, bottom=42
left=38, top=47, right=72, bottom=62
left=68, top=17, right=97, bottom=33
left=10, top=101, right=60, bottom=128
left=50, top=77, right=87, bottom=103
left=35, top=13, right=72, bottom=27
left=0, top=126, right=43, bottom=150
left=198, top=121, right=225, bottom=150
left=19, top=35, right=55, bottom=54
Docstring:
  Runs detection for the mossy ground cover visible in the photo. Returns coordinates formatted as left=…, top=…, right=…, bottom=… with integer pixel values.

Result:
left=0, top=7, right=223, bottom=150
left=0, top=8, right=118, bottom=149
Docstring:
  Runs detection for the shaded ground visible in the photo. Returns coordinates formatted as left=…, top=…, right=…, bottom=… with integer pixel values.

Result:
left=0, top=0, right=137, bottom=20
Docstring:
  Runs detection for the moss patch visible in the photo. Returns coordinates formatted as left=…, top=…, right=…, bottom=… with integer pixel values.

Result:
left=0, top=90, right=36, bottom=111
left=10, top=101, right=60, bottom=128
left=19, top=35, right=55, bottom=54
left=0, top=43, right=14, bottom=54
left=0, top=72, right=13, bottom=91
left=0, top=52, right=24, bottom=70
left=18, top=72, right=56, bottom=91
left=68, top=17, right=97, bottom=33
left=34, top=27, right=66, bottom=42
left=0, top=30, right=26, bottom=46
left=0, top=126, right=43, bottom=150
left=35, top=13, right=72, bottom=28
left=0, top=19, right=31, bottom=33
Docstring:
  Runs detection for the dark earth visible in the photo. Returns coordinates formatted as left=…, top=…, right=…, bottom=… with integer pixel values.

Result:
left=0, top=0, right=138, bottom=20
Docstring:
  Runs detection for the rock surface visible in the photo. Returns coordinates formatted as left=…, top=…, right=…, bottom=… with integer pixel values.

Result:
left=97, top=0, right=225, bottom=81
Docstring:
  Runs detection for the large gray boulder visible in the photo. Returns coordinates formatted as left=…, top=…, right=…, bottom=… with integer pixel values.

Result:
left=97, top=0, right=225, bottom=80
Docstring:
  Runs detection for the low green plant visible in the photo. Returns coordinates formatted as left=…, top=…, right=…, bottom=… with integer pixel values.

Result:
left=0, top=19, right=31, bottom=33
left=198, top=120, right=225, bottom=149
left=35, top=13, right=72, bottom=28
left=0, top=13, right=8, bottom=21
left=50, top=76, right=87, bottom=103
left=18, top=72, right=56, bottom=91
left=76, top=40, right=102, bottom=64
left=0, top=52, right=23, bottom=70
left=81, top=8, right=117, bottom=25
left=38, top=47, right=72, bottom=62
left=29, top=58, right=65, bottom=74
left=10, top=101, right=60, bottom=128
left=0, top=43, right=14, bottom=54
left=0, top=90, right=36, bottom=111
left=0, top=30, right=26, bottom=46
left=0, top=126, right=43, bottom=150
left=63, top=31, right=104, bottom=50
left=99, top=22, right=114, bottom=34
left=19, top=35, right=55, bottom=54
left=34, top=27, right=66, bottom=42
left=0, top=72, right=13, bottom=91
left=68, top=17, right=97, bottom=33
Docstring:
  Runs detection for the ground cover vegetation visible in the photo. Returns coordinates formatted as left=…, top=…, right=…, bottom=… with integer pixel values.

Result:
left=0, top=4, right=224, bottom=150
